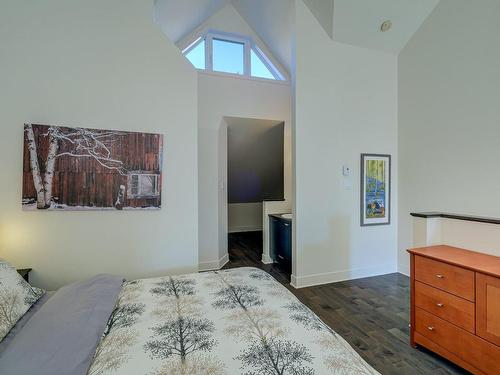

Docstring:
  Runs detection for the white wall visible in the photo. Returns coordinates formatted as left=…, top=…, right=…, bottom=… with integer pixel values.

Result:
left=398, top=0, right=500, bottom=274
left=292, top=0, right=398, bottom=288
left=0, top=0, right=199, bottom=290
left=228, top=203, right=263, bottom=233
left=193, top=3, right=292, bottom=271
left=198, top=73, right=291, bottom=270
left=413, top=217, right=500, bottom=259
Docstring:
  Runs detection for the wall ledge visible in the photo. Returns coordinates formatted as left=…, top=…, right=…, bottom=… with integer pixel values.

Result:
left=228, top=227, right=263, bottom=233
left=198, top=70, right=291, bottom=86
left=411, top=212, right=500, bottom=225
left=411, top=213, right=500, bottom=260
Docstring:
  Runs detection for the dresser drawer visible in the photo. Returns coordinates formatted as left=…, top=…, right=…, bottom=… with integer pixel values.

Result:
left=415, top=281, right=474, bottom=333
left=415, top=308, right=500, bottom=375
left=415, top=256, right=475, bottom=301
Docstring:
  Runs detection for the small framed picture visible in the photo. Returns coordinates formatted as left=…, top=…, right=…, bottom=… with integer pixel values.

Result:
left=360, top=154, right=391, bottom=226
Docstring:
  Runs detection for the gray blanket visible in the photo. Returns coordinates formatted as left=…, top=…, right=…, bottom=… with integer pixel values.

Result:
left=0, top=274, right=123, bottom=375
left=0, top=291, right=53, bottom=355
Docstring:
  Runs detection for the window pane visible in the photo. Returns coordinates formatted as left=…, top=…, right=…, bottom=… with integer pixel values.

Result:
left=140, top=175, right=155, bottom=196
left=251, top=49, right=276, bottom=80
left=185, top=39, right=205, bottom=69
left=130, top=175, right=139, bottom=195
left=212, top=38, right=244, bottom=75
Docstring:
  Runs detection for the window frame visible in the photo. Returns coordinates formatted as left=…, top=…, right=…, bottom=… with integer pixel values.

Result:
left=250, top=44, right=285, bottom=81
left=183, top=36, right=206, bottom=70
left=182, top=30, right=285, bottom=81
left=206, top=32, right=250, bottom=76
left=127, top=172, right=161, bottom=199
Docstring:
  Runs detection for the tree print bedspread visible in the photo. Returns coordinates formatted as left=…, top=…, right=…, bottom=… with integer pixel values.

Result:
left=88, top=267, right=379, bottom=375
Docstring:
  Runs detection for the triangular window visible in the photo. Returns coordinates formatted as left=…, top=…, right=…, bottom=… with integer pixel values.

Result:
left=182, top=31, right=285, bottom=81
left=251, top=48, right=276, bottom=80
left=185, top=39, right=205, bottom=70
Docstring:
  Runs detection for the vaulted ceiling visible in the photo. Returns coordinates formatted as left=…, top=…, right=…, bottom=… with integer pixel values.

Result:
left=154, top=0, right=440, bottom=74
left=331, top=0, right=440, bottom=53
left=303, top=0, right=334, bottom=38
left=299, top=0, right=440, bottom=53
left=232, top=0, right=293, bottom=75
left=153, top=0, right=231, bottom=43
left=154, top=0, right=293, bottom=74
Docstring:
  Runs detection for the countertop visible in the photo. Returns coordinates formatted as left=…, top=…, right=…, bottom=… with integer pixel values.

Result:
left=269, top=213, right=292, bottom=222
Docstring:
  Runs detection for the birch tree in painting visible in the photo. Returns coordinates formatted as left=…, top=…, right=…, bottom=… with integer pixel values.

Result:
left=25, top=124, right=45, bottom=208
left=24, top=124, right=127, bottom=209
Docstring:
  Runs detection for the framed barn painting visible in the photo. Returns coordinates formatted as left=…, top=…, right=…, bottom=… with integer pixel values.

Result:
left=22, top=124, right=163, bottom=210
left=360, top=154, right=391, bottom=226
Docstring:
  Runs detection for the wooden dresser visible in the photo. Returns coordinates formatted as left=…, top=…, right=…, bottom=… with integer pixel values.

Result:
left=408, top=245, right=500, bottom=375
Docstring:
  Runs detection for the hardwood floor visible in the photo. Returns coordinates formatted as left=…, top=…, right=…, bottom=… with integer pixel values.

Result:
left=223, top=231, right=470, bottom=375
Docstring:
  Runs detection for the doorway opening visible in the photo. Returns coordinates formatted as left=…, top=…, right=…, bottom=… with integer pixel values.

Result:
left=225, top=117, right=291, bottom=279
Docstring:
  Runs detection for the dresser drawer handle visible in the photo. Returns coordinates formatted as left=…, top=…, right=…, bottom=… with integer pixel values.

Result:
left=435, top=274, right=444, bottom=279
left=436, top=303, right=445, bottom=308
left=427, top=326, right=435, bottom=331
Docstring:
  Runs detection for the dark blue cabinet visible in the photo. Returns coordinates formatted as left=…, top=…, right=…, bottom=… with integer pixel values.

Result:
left=269, top=215, right=292, bottom=274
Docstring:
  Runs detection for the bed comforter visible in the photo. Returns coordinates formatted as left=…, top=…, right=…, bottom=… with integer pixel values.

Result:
left=0, top=274, right=124, bottom=375
left=88, top=267, right=379, bottom=375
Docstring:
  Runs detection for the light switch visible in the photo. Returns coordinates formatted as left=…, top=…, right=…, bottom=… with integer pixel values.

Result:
left=342, top=165, right=351, bottom=177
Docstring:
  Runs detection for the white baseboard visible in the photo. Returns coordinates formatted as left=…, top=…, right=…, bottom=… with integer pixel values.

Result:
left=220, top=254, right=229, bottom=268
left=261, top=253, right=274, bottom=264
left=290, top=263, right=397, bottom=289
left=199, top=253, right=229, bottom=272
left=290, top=273, right=299, bottom=289
left=398, top=263, right=410, bottom=277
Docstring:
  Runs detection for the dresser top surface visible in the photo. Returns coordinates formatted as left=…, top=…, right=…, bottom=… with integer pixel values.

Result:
left=408, top=245, right=500, bottom=277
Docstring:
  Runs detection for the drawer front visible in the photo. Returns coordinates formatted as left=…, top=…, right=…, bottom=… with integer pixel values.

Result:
left=415, top=281, right=474, bottom=333
left=415, top=256, right=475, bottom=301
left=415, top=308, right=500, bottom=375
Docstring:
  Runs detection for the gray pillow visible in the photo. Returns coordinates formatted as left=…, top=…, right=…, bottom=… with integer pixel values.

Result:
left=0, top=259, right=44, bottom=341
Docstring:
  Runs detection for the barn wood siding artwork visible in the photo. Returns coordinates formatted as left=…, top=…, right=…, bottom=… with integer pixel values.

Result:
left=22, top=124, right=163, bottom=211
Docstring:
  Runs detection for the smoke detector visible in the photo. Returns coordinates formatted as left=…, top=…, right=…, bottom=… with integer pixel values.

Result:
left=380, top=20, right=392, bottom=32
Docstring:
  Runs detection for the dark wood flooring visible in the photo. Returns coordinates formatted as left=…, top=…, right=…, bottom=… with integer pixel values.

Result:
left=224, top=231, right=470, bottom=375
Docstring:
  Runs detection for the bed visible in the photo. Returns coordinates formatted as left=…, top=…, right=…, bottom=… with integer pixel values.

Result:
left=0, top=266, right=379, bottom=375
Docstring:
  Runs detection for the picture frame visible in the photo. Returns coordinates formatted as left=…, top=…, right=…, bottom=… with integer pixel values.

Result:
left=360, top=153, right=391, bottom=226
left=22, top=123, right=163, bottom=211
